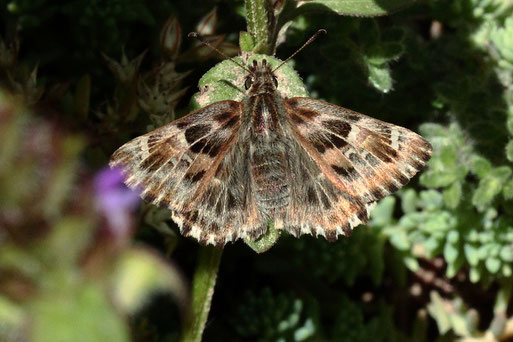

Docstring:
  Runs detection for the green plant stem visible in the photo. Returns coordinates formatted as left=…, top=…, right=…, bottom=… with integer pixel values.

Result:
left=245, top=0, right=273, bottom=54
left=179, top=246, right=223, bottom=342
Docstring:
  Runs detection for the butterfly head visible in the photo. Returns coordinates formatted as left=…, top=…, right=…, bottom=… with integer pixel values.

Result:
left=244, top=59, right=279, bottom=95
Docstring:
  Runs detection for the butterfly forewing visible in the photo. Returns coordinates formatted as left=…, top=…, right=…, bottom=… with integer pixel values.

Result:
left=285, top=97, right=432, bottom=204
left=110, top=100, right=268, bottom=245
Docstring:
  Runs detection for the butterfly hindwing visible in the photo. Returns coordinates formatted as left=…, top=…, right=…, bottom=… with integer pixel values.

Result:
left=281, top=138, right=373, bottom=240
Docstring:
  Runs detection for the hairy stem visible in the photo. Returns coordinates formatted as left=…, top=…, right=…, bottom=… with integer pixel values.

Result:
left=179, top=246, right=223, bottom=342
left=245, top=0, right=274, bottom=54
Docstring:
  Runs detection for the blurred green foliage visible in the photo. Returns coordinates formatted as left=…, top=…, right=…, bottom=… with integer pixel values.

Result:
left=2, top=0, right=513, bottom=341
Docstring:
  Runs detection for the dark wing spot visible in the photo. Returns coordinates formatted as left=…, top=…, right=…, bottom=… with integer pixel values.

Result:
left=297, top=108, right=319, bottom=119
left=346, top=113, right=362, bottom=122
left=287, top=98, right=299, bottom=108
left=181, top=223, right=192, bottom=235
left=325, top=229, right=337, bottom=242
left=356, top=207, right=368, bottom=223
left=374, top=149, right=393, bottom=163
left=319, top=190, right=331, bottom=210
left=382, top=127, right=392, bottom=139
left=397, top=174, right=409, bottom=185
left=185, top=124, right=211, bottom=144
left=177, top=121, right=189, bottom=129
left=214, top=111, right=232, bottom=122
left=322, top=120, right=351, bottom=138
left=208, top=223, right=221, bottom=234
left=385, top=182, right=399, bottom=193
left=185, top=170, right=206, bottom=183
left=370, top=187, right=386, bottom=199
left=307, top=187, right=318, bottom=205
left=329, top=133, right=348, bottom=149
left=190, top=138, right=208, bottom=153
left=332, top=165, right=360, bottom=179
left=340, top=222, right=352, bottom=236
left=141, top=151, right=167, bottom=172
left=142, top=192, right=156, bottom=203
left=290, top=114, right=304, bottom=125
left=215, top=198, right=223, bottom=215
left=224, top=116, right=239, bottom=128
left=365, top=153, right=380, bottom=167
left=227, top=192, right=236, bottom=209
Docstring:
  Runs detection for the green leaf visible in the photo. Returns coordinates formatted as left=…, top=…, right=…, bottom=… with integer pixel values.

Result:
left=503, top=179, right=513, bottom=199
left=485, top=257, right=501, bottom=274
left=111, top=248, right=187, bottom=315
left=401, top=189, right=418, bottom=214
left=469, top=267, right=481, bottom=283
left=444, top=182, right=462, bottom=208
left=365, top=42, right=404, bottom=65
left=464, top=244, right=480, bottom=266
left=390, top=231, right=410, bottom=251
left=30, top=283, right=129, bottom=342
left=472, top=166, right=512, bottom=208
left=420, top=190, right=444, bottom=210
left=370, top=196, right=396, bottom=226
left=444, top=240, right=459, bottom=263
left=470, top=155, right=492, bottom=178
left=0, top=297, right=24, bottom=341
left=499, top=246, right=513, bottom=262
left=192, top=55, right=308, bottom=110
left=239, top=31, right=255, bottom=52
left=507, top=140, right=513, bottom=162
left=294, top=0, right=416, bottom=16
left=420, top=166, right=468, bottom=188
left=366, top=63, right=392, bottom=93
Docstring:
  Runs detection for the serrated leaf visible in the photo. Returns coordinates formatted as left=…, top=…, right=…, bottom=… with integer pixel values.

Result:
left=296, top=0, right=416, bottom=16
left=366, top=63, right=392, bottom=93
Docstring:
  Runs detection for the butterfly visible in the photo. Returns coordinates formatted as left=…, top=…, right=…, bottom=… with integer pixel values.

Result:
left=110, top=34, right=432, bottom=247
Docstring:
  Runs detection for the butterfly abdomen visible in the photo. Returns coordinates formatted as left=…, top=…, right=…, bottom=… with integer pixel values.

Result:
left=250, top=145, right=289, bottom=211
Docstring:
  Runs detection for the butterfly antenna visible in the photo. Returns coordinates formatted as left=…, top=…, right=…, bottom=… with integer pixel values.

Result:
left=272, top=29, right=327, bottom=72
left=188, top=32, right=254, bottom=74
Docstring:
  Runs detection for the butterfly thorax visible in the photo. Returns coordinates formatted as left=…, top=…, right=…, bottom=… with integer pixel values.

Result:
left=243, top=59, right=290, bottom=212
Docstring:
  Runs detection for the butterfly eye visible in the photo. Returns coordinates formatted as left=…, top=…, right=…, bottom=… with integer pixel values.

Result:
left=272, top=75, right=278, bottom=88
left=245, top=77, right=253, bottom=90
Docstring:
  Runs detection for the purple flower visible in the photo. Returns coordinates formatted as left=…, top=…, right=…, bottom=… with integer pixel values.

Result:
left=94, top=166, right=140, bottom=237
